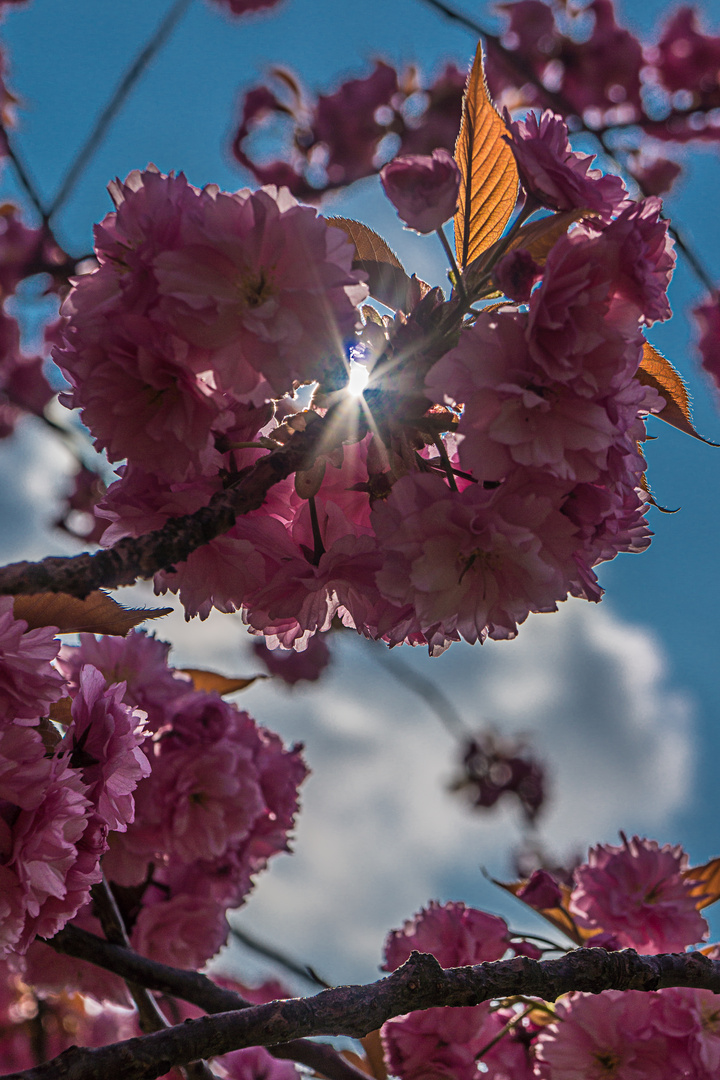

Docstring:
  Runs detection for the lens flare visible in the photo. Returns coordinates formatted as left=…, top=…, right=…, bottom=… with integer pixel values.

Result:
left=347, top=361, right=369, bottom=397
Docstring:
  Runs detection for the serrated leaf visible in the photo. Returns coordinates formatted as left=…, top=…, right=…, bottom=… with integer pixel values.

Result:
left=683, top=856, right=720, bottom=909
left=638, top=341, right=719, bottom=444
left=454, top=42, right=519, bottom=270
left=178, top=668, right=266, bottom=695
left=507, top=208, right=591, bottom=264
left=327, top=217, right=418, bottom=312
left=495, top=879, right=592, bottom=947
left=13, top=591, right=173, bottom=636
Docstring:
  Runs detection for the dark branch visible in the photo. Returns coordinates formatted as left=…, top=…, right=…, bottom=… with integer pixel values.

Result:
left=229, top=923, right=332, bottom=989
left=13, top=948, right=720, bottom=1080
left=0, top=123, right=50, bottom=221
left=0, top=408, right=367, bottom=599
left=48, top=925, right=368, bottom=1080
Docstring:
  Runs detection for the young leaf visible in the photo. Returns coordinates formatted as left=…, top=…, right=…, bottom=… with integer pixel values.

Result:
left=495, top=878, right=592, bottom=947
left=466, top=208, right=590, bottom=293
left=13, top=591, right=172, bottom=636
left=506, top=208, right=592, bottom=265
left=638, top=341, right=719, bottom=444
left=360, top=1031, right=388, bottom=1080
left=178, top=668, right=267, bottom=695
left=683, top=855, right=720, bottom=909
left=327, top=217, right=420, bottom=312
left=454, top=41, right=519, bottom=270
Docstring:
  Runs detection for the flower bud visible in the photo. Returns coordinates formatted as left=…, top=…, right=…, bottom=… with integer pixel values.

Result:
left=380, top=148, right=461, bottom=233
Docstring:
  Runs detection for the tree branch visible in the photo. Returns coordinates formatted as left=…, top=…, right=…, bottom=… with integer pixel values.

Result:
left=0, top=407, right=367, bottom=599
left=48, top=925, right=369, bottom=1080
left=12, top=947, right=720, bottom=1080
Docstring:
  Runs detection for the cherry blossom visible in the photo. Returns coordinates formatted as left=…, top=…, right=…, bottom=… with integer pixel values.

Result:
left=535, top=991, right=669, bottom=1080
left=569, top=836, right=709, bottom=953
left=504, top=109, right=628, bottom=219
left=383, top=900, right=510, bottom=971
left=57, top=665, right=149, bottom=833
left=380, top=148, right=461, bottom=233
left=0, top=597, right=65, bottom=727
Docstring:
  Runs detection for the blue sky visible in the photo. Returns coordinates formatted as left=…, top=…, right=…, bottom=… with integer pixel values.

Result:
left=2, top=0, right=720, bottom=985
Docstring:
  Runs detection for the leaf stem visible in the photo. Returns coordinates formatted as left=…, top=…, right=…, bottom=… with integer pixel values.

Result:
left=435, top=225, right=467, bottom=302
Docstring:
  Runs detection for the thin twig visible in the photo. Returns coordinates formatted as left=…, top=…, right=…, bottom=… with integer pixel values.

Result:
left=48, top=924, right=370, bottom=1080
left=229, top=924, right=332, bottom=989
left=0, top=124, right=49, bottom=220
left=366, top=639, right=469, bottom=738
left=47, top=0, right=193, bottom=220
left=475, top=1003, right=534, bottom=1060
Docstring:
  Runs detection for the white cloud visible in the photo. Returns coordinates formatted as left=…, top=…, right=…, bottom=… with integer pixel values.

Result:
left=0, top=419, right=76, bottom=562
left=126, top=597, right=695, bottom=985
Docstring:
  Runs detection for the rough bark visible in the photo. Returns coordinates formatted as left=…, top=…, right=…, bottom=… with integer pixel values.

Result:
left=10, top=946, right=720, bottom=1080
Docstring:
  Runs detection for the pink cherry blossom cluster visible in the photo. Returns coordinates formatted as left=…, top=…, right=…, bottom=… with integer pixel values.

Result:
left=0, top=598, right=146, bottom=959
left=0, top=609, right=307, bottom=1001
left=51, top=107, right=675, bottom=658
left=380, top=837, right=715, bottom=1080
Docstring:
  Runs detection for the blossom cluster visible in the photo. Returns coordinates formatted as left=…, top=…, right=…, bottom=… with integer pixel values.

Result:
left=0, top=606, right=307, bottom=1007
left=379, top=836, right=716, bottom=1080
left=54, top=106, right=674, bottom=658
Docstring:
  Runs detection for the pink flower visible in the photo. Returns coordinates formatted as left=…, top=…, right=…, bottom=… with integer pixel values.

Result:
left=243, top=508, right=384, bottom=648
left=602, top=198, right=675, bottom=324
left=535, top=990, right=669, bottom=1079
left=58, top=665, right=150, bottom=833
left=0, top=597, right=65, bottom=727
left=130, top=892, right=229, bottom=970
left=220, top=1047, right=301, bottom=1080
left=382, top=1002, right=534, bottom=1080
left=380, top=149, right=461, bottom=233
left=152, top=183, right=367, bottom=399
left=559, top=0, right=644, bottom=119
left=569, top=836, right=709, bottom=953
left=372, top=472, right=577, bottom=645
left=505, top=110, right=627, bottom=220
left=56, top=169, right=367, bottom=465
left=516, top=869, right=563, bottom=910
left=253, top=632, right=332, bottom=685
left=426, top=309, right=621, bottom=484
left=314, top=62, right=399, bottom=185
left=0, top=726, right=99, bottom=957
left=650, top=987, right=720, bottom=1079
left=130, top=721, right=265, bottom=864
left=527, top=223, right=647, bottom=395
left=383, top=900, right=509, bottom=971
left=210, top=0, right=282, bottom=14
left=493, top=247, right=542, bottom=302
left=655, top=7, right=720, bottom=105
left=56, top=313, right=233, bottom=482
left=57, top=630, right=191, bottom=733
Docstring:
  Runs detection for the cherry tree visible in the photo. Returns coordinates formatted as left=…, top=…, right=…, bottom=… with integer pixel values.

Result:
left=1, top=0, right=720, bottom=1077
